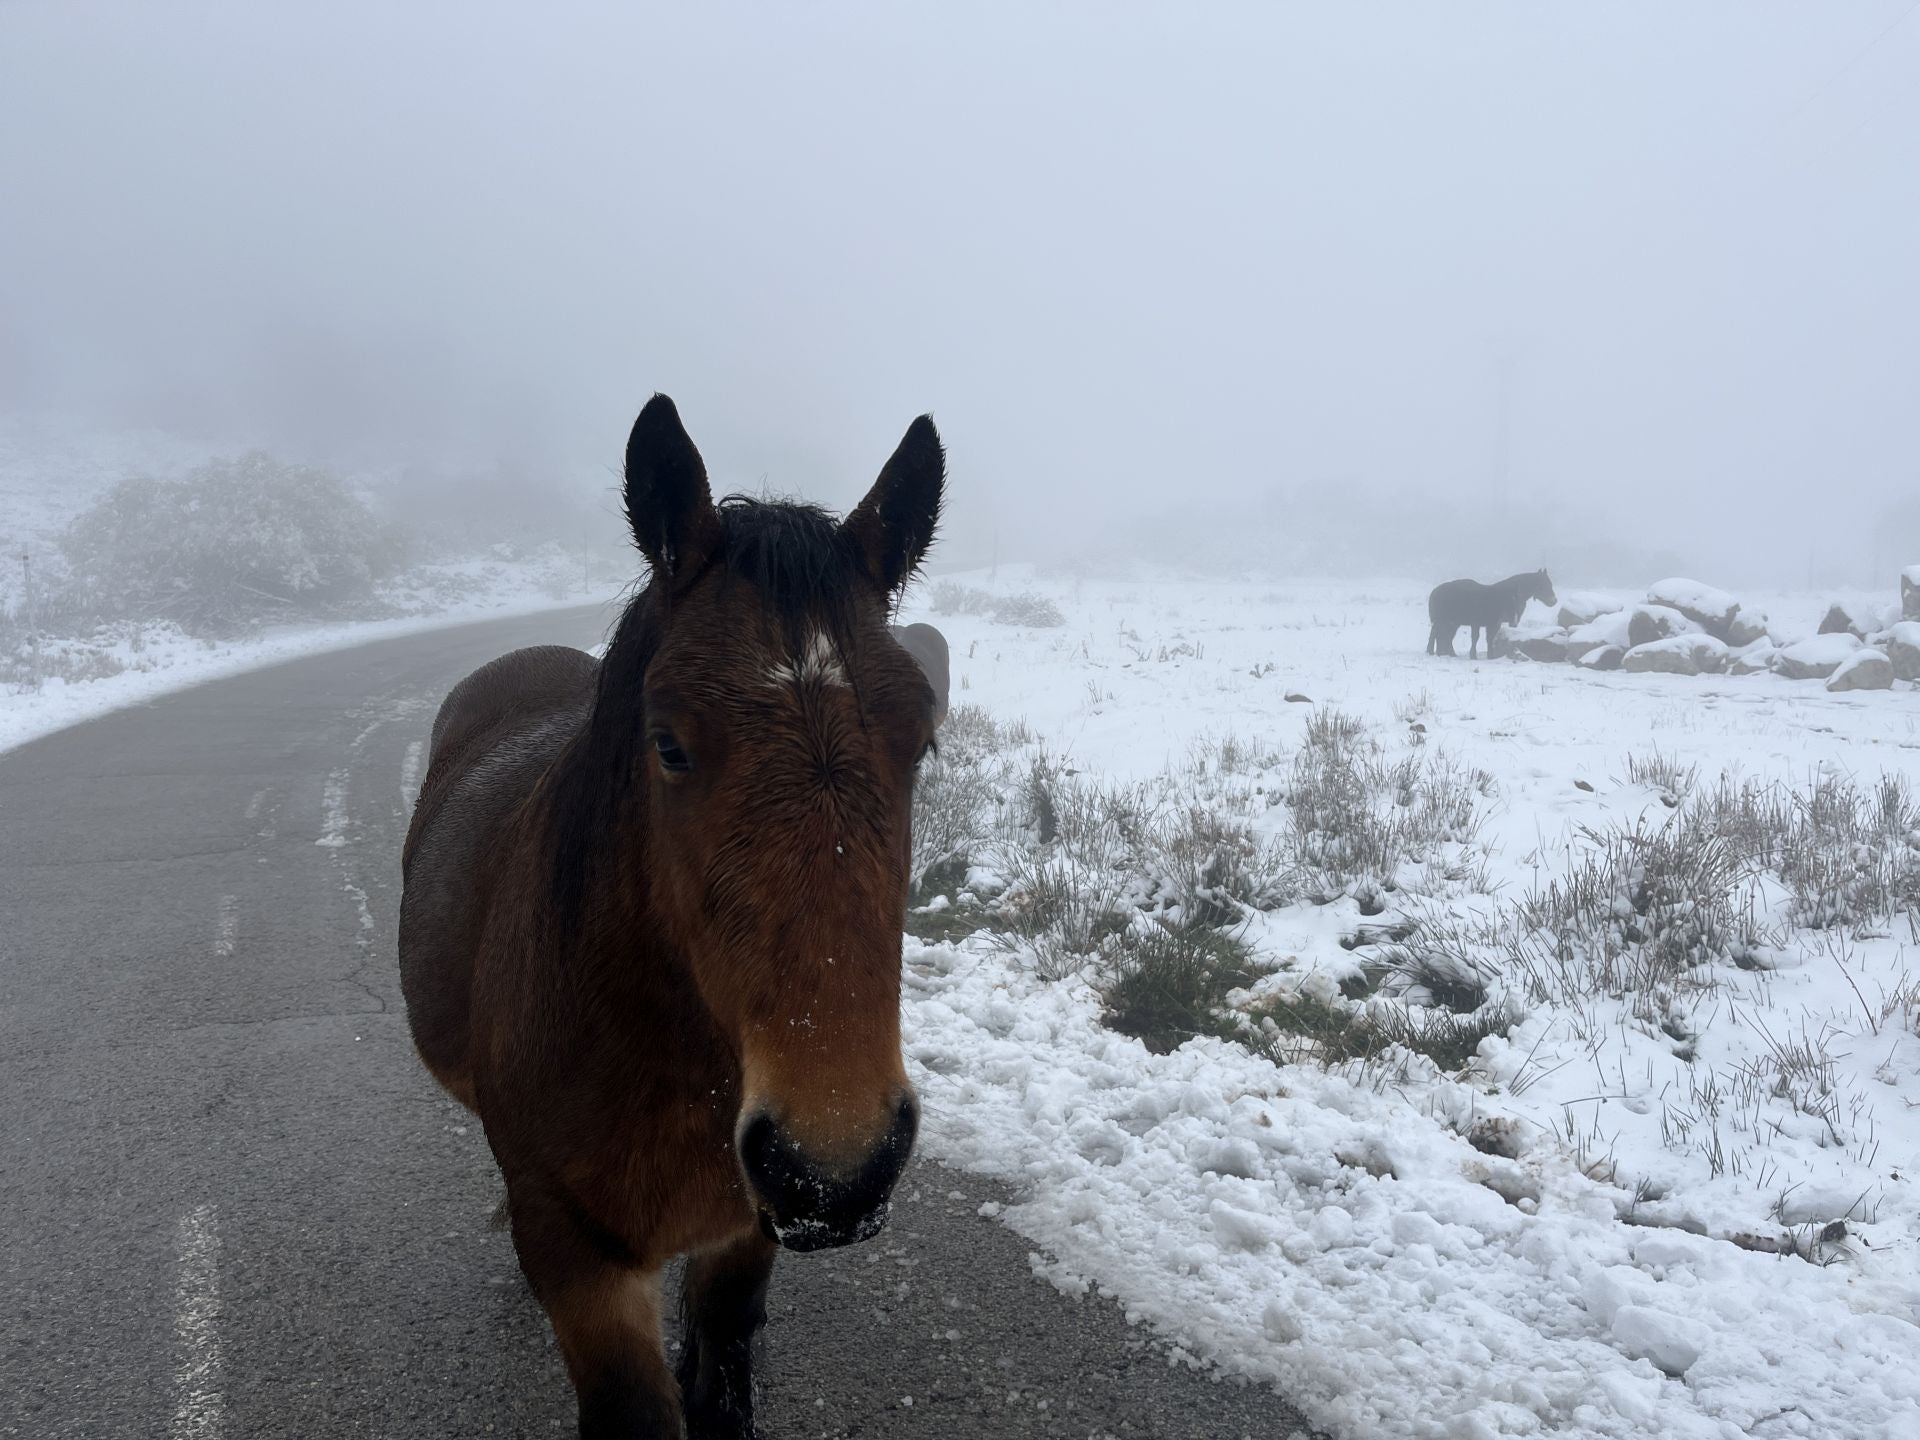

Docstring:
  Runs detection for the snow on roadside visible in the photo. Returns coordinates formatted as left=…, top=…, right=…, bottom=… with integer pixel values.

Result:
left=1, top=577, right=618, bottom=758
left=905, top=939, right=1919, bottom=1439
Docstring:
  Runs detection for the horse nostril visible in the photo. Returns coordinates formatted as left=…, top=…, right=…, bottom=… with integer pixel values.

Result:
left=737, top=1111, right=789, bottom=1198
left=893, top=1093, right=921, bottom=1146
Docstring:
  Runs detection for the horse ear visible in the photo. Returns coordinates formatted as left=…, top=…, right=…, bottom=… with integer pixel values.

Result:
left=624, top=394, right=719, bottom=581
left=842, top=415, right=944, bottom=594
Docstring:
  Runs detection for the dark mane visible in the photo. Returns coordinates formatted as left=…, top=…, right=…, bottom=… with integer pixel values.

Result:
left=548, top=497, right=868, bottom=924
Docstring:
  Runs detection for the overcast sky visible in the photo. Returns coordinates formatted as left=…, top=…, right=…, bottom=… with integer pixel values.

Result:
left=2, top=2, right=1915, bottom=576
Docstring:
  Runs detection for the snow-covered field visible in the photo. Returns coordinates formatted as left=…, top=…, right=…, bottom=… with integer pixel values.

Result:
left=893, top=570, right=1920, bottom=1440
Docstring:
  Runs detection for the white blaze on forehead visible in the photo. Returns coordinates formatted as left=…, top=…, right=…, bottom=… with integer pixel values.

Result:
left=769, top=629, right=849, bottom=689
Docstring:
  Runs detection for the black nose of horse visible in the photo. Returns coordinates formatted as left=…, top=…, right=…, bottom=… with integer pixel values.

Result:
left=738, top=1095, right=919, bottom=1253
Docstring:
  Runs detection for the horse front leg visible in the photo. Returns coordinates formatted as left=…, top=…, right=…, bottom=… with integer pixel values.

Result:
left=677, top=1229, right=778, bottom=1439
left=1470, top=625, right=1482, bottom=659
left=509, top=1182, right=684, bottom=1438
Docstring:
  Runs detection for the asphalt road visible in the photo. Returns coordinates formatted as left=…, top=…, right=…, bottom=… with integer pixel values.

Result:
left=0, top=604, right=1321, bottom=1439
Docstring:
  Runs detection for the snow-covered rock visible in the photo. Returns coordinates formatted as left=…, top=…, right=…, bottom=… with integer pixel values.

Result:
left=1775, top=632, right=1863, bottom=681
left=1885, top=621, right=1920, bottom=682
left=1566, top=612, right=1633, bottom=661
left=1626, top=605, right=1698, bottom=649
left=1827, top=649, right=1894, bottom=692
left=1556, top=591, right=1622, bottom=629
left=1647, top=578, right=1739, bottom=640
left=1514, top=631, right=1573, bottom=663
left=1820, top=600, right=1897, bottom=639
left=1728, top=640, right=1776, bottom=675
left=1575, top=643, right=1625, bottom=671
left=1725, top=606, right=1770, bottom=648
left=1623, top=634, right=1729, bottom=676
left=1904, top=565, right=1920, bottom=622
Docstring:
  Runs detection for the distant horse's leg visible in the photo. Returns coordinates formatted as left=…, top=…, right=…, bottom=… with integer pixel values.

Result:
left=677, top=1230, right=778, bottom=1439
left=1470, top=625, right=1481, bottom=659
left=1426, top=625, right=1437, bottom=656
left=509, top=1184, right=682, bottom=1438
left=1440, top=625, right=1458, bottom=657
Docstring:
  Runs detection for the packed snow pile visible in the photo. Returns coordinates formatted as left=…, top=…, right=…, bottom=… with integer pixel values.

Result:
left=890, top=573, right=1920, bottom=1440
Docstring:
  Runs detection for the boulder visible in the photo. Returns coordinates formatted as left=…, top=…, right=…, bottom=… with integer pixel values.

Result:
left=1826, top=649, right=1894, bottom=693
left=1627, top=605, right=1699, bottom=650
left=1820, top=600, right=1897, bottom=639
left=1575, top=644, right=1624, bottom=671
left=1515, top=633, right=1572, bottom=663
left=1774, top=633, right=1862, bottom=681
left=1729, top=640, right=1777, bottom=676
left=1725, top=607, right=1770, bottom=648
left=1557, top=592, right=1624, bottom=629
left=1647, top=579, right=1740, bottom=641
left=1623, top=635, right=1730, bottom=677
left=1882, top=621, right=1920, bottom=682
left=1904, top=565, right=1920, bottom=622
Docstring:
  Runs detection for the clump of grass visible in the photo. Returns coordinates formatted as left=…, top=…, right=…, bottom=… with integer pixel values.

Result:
left=1625, top=749, right=1698, bottom=803
left=909, top=705, right=1030, bottom=894
left=1242, top=983, right=1513, bottom=1075
left=1687, top=772, right=1920, bottom=931
left=1283, top=708, right=1490, bottom=901
left=1097, top=921, right=1262, bottom=1054
left=1513, top=812, right=1769, bottom=1013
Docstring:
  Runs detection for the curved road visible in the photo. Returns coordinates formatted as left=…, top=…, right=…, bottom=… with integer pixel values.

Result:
left=0, top=605, right=1319, bottom=1439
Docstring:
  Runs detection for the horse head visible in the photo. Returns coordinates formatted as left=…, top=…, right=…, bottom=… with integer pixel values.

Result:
left=611, top=395, right=941, bottom=1251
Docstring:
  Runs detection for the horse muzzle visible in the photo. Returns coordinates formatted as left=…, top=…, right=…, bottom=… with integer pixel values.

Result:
left=738, top=1094, right=919, bottom=1252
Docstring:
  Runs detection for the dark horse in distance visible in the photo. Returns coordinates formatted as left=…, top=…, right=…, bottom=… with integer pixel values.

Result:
left=398, top=395, right=945, bottom=1437
left=1427, top=570, right=1555, bottom=658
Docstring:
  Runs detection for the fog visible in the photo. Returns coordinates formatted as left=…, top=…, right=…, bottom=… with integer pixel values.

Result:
left=3, top=2, right=1916, bottom=583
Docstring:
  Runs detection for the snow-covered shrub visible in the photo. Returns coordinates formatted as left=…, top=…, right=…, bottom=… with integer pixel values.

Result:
left=927, top=580, right=995, bottom=616
left=53, top=453, right=407, bottom=636
left=990, top=592, right=1066, bottom=628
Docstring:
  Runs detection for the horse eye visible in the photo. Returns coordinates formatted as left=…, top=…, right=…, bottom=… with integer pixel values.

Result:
left=653, top=734, right=692, bottom=775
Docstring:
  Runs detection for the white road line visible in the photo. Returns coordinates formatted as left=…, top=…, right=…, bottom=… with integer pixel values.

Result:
left=171, top=1205, right=223, bottom=1439
left=401, top=740, right=425, bottom=817
left=315, top=770, right=349, bottom=848
left=243, top=789, right=267, bottom=821
left=213, top=896, right=238, bottom=958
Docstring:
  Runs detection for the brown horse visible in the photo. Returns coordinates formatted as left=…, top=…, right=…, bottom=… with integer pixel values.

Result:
left=398, top=395, right=945, bottom=1437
